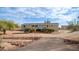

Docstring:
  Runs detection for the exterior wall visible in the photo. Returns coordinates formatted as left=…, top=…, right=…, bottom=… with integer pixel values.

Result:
left=61, top=26, right=68, bottom=30
left=21, top=23, right=59, bottom=31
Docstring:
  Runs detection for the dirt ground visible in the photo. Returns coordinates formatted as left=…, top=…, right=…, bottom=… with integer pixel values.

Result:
left=0, top=30, right=79, bottom=51
left=17, top=37, right=79, bottom=51
left=0, top=30, right=70, bottom=38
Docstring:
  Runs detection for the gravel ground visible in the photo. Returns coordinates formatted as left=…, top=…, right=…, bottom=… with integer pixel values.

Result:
left=16, top=37, right=79, bottom=51
left=1, top=30, right=79, bottom=51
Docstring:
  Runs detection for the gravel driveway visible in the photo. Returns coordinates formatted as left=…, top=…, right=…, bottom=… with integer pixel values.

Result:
left=16, top=37, right=79, bottom=51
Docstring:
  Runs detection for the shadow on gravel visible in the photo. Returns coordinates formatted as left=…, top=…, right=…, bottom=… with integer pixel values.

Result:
left=15, top=37, right=79, bottom=51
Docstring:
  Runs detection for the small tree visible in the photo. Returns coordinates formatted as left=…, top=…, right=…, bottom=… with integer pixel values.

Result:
left=67, top=18, right=79, bottom=32
left=0, top=19, right=19, bottom=34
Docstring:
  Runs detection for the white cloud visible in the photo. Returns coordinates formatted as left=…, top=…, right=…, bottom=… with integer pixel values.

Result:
left=0, top=7, right=79, bottom=25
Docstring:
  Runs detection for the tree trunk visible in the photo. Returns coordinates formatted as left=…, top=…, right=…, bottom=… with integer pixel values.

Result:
left=3, top=29, right=6, bottom=34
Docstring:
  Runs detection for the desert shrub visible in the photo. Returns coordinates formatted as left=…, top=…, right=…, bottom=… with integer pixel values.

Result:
left=24, top=28, right=35, bottom=33
left=36, top=29, right=42, bottom=32
left=67, top=19, right=79, bottom=32
left=41, top=28, right=55, bottom=33
left=69, top=25, right=79, bottom=32
left=24, top=27, right=55, bottom=33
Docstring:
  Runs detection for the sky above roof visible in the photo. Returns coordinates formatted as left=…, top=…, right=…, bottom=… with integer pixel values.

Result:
left=0, top=7, right=79, bottom=26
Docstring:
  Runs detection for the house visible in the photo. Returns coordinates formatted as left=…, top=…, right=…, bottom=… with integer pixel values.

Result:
left=21, top=21, right=59, bottom=31
left=61, top=25, right=68, bottom=30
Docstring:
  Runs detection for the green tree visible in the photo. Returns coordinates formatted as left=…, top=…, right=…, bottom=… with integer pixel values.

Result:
left=67, top=18, right=79, bottom=32
left=0, top=19, right=19, bottom=34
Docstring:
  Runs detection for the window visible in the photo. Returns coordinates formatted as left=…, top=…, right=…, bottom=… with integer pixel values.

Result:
left=23, top=25, right=25, bottom=27
left=47, top=25, right=48, bottom=27
left=35, top=25, right=38, bottom=27
left=32, top=25, right=38, bottom=27
left=32, top=25, right=34, bottom=27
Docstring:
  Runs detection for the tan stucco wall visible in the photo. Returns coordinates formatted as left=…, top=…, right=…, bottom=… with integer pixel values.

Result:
left=21, top=23, right=59, bottom=31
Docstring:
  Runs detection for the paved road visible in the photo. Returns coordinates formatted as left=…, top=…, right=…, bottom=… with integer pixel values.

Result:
left=16, top=37, right=79, bottom=51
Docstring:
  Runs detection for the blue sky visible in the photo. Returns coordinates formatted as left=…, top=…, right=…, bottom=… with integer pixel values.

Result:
left=0, top=7, right=79, bottom=26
